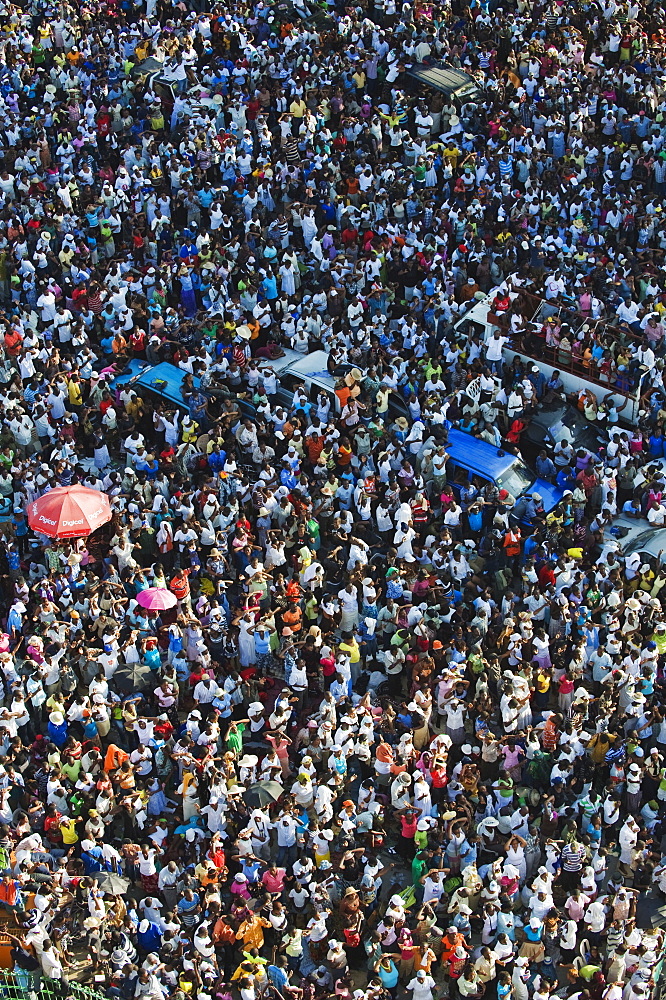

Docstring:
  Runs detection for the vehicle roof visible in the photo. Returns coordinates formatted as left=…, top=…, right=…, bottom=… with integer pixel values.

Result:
left=109, top=359, right=149, bottom=391
left=285, top=350, right=336, bottom=380
left=405, top=63, right=481, bottom=100
left=257, top=347, right=308, bottom=375
left=446, top=428, right=517, bottom=476
left=277, top=350, right=341, bottom=393
left=111, top=361, right=199, bottom=409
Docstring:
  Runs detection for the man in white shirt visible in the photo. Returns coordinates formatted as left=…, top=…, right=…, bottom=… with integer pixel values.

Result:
left=618, top=817, right=639, bottom=866
left=421, top=869, right=446, bottom=905
left=553, top=439, right=575, bottom=467
left=647, top=501, right=666, bottom=526
left=485, top=331, right=509, bottom=374
left=529, top=889, right=555, bottom=921
left=193, top=676, right=222, bottom=704
left=407, top=970, right=436, bottom=1000
left=275, top=810, right=299, bottom=867
left=338, top=583, right=359, bottom=630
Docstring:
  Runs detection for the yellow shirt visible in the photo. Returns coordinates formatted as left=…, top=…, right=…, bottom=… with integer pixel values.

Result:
left=339, top=639, right=360, bottom=664
left=443, top=145, right=460, bottom=166
left=68, top=381, right=82, bottom=405
left=126, top=396, right=144, bottom=420
left=60, top=818, right=79, bottom=845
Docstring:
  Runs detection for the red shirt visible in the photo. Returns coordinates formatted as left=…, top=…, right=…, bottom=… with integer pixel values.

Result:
left=72, top=287, right=88, bottom=310
left=430, top=766, right=448, bottom=789
left=44, top=813, right=63, bottom=843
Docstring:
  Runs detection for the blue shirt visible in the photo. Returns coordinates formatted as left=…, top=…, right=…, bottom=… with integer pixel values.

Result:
left=261, top=275, right=278, bottom=299
left=377, top=962, right=398, bottom=988
left=143, top=647, right=162, bottom=671
left=242, top=859, right=262, bottom=883
left=137, top=922, right=162, bottom=953
left=47, top=719, right=68, bottom=747
left=81, top=847, right=107, bottom=875
left=267, top=966, right=289, bottom=990
left=280, top=469, right=298, bottom=489
left=536, top=455, right=556, bottom=478
left=11, top=514, right=27, bottom=537
left=208, top=449, right=226, bottom=472
left=523, top=534, right=540, bottom=560
left=7, top=607, right=23, bottom=635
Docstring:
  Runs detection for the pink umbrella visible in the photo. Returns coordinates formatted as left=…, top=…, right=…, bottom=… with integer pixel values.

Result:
left=136, top=588, right=178, bottom=611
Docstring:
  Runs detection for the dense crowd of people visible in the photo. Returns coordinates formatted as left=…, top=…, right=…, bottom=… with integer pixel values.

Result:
left=3, top=0, right=666, bottom=1000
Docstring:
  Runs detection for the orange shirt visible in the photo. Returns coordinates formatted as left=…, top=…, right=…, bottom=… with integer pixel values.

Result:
left=5, top=331, right=22, bottom=356
left=170, top=570, right=190, bottom=599
left=282, top=606, right=302, bottom=631
left=0, top=881, right=18, bottom=905
left=335, top=386, right=351, bottom=409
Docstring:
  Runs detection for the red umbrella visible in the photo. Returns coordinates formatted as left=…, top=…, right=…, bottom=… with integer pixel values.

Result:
left=136, top=588, right=178, bottom=611
left=27, top=485, right=112, bottom=539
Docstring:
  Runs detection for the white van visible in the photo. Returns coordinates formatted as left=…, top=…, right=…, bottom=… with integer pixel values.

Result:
left=453, top=285, right=645, bottom=425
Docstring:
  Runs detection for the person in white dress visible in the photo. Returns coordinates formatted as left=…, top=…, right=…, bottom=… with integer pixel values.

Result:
left=505, top=835, right=527, bottom=884
left=301, top=208, right=317, bottom=248
left=236, top=615, right=256, bottom=668
left=413, top=773, right=432, bottom=819
left=395, top=523, right=416, bottom=561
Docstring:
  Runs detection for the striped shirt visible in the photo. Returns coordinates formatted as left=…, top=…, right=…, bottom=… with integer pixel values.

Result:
left=561, top=844, right=585, bottom=872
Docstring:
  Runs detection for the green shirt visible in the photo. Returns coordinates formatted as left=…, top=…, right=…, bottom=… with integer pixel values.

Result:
left=225, top=723, right=246, bottom=754
left=579, top=966, right=601, bottom=982
left=498, top=777, right=514, bottom=799
left=412, top=854, right=429, bottom=886
left=414, top=829, right=428, bottom=850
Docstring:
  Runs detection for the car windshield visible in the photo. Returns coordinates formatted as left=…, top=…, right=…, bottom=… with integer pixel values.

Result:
left=497, top=461, right=534, bottom=499
left=623, top=528, right=664, bottom=557
left=554, top=409, right=600, bottom=451
left=561, top=409, right=581, bottom=430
